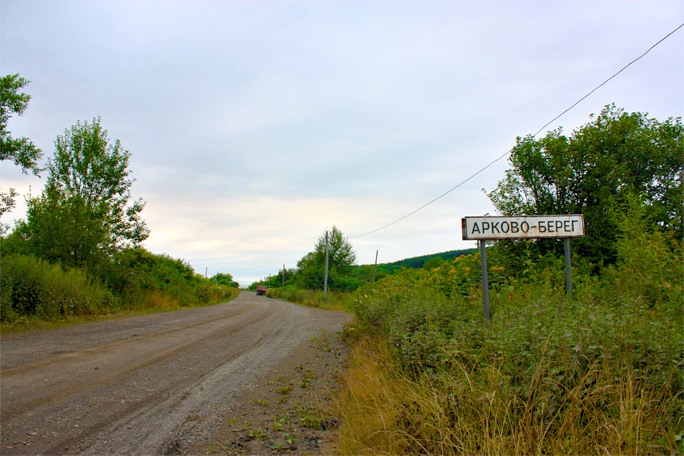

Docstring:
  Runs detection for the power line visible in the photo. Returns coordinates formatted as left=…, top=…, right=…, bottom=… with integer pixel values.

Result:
left=350, top=22, right=683, bottom=240
left=350, top=149, right=510, bottom=239
left=532, top=22, right=684, bottom=138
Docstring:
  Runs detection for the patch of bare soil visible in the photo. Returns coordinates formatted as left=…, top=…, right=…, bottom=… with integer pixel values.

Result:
left=188, top=329, right=350, bottom=456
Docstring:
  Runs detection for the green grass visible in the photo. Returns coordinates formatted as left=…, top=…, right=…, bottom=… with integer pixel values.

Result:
left=336, top=220, right=683, bottom=455
left=1, top=253, right=240, bottom=333
left=266, top=285, right=355, bottom=313
left=0, top=290, right=241, bottom=334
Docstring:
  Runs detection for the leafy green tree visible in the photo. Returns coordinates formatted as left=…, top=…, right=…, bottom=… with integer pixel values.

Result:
left=295, top=252, right=323, bottom=290
left=487, top=105, right=683, bottom=265
left=0, top=74, right=43, bottom=222
left=317, top=226, right=357, bottom=273
left=17, top=117, right=148, bottom=268
left=211, top=272, right=240, bottom=288
left=295, top=226, right=358, bottom=290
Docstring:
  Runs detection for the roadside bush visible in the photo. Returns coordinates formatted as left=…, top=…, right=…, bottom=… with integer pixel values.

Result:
left=95, top=247, right=236, bottom=308
left=1, top=254, right=116, bottom=322
left=1, top=249, right=240, bottom=328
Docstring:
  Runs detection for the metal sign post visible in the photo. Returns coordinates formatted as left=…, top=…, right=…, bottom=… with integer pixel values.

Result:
left=564, top=238, right=572, bottom=301
left=462, top=214, right=585, bottom=320
left=479, top=240, right=490, bottom=321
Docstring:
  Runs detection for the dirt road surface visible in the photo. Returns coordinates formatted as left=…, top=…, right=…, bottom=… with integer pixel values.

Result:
left=1, top=292, right=353, bottom=455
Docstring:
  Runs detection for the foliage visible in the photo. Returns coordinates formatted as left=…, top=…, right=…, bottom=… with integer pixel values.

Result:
left=96, top=247, right=237, bottom=308
left=349, top=249, right=477, bottom=285
left=351, top=263, right=390, bottom=283
left=250, top=267, right=297, bottom=291
left=255, top=226, right=361, bottom=292
left=0, top=73, right=43, bottom=223
left=266, top=285, right=355, bottom=313
left=16, top=117, right=149, bottom=269
left=340, top=199, right=683, bottom=455
left=211, top=272, right=240, bottom=288
left=487, top=104, right=683, bottom=265
left=0, top=114, right=239, bottom=330
left=0, top=248, right=240, bottom=327
left=295, top=226, right=358, bottom=291
left=385, top=248, right=477, bottom=270
left=254, top=239, right=476, bottom=296
left=0, top=254, right=116, bottom=323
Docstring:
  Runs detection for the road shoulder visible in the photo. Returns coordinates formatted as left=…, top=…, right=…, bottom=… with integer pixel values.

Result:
left=184, top=325, right=350, bottom=456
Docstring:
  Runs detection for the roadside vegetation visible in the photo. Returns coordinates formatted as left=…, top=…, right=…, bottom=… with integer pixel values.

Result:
left=256, top=106, right=683, bottom=454
left=0, top=250, right=239, bottom=333
left=337, top=199, right=682, bottom=455
left=251, top=229, right=475, bottom=293
left=0, top=74, right=239, bottom=332
left=266, top=286, right=355, bottom=313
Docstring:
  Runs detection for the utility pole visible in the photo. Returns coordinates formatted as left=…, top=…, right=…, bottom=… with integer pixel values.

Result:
left=282, top=264, right=286, bottom=287
left=373, top=250, right=379, bottom=282
left=324, top=230, right=329, bottom=299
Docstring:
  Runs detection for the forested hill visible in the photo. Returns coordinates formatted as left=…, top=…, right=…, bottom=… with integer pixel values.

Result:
left=384, top=248, right=477, bottom=270
left=351, top=248, right=477, bottom=283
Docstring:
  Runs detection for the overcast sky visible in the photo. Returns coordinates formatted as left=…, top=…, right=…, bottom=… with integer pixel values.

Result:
left=2, top=1, right=682, bottom=286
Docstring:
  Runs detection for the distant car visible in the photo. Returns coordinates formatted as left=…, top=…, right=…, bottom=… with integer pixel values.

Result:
left=256, top=285, right=268, bottom=296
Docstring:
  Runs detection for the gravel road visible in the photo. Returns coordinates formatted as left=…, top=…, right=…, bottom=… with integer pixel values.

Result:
left=1, top=292, right=353, bottom=455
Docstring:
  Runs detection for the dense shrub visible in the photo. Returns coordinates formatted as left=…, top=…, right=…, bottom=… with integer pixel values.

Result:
left=1, top=254, right=116, bottom=322
left=92, top=247, right=237, bottom=308
left=0, top=248, right=239, bottom=326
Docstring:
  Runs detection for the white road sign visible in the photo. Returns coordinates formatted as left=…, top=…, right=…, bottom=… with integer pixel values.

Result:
left=462, top=215, right=585, bottom=240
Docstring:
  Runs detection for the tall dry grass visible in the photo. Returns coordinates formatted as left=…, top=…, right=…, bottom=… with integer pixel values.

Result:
left=337, top=334, right=682, bottom=455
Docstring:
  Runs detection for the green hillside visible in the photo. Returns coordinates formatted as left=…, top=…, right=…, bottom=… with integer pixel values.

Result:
left=352, top=248, right=477, bottom=283
left=384, top=248, right=477, bottom=270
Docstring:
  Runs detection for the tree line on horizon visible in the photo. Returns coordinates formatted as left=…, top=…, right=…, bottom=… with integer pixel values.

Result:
left=250, top=244, right=478, bottom=292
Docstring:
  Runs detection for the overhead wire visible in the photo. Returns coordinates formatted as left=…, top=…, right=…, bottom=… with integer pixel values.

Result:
left=349, top=22, right=684, bottom=240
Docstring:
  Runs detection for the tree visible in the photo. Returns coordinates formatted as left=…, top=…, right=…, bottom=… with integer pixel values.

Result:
left=487, top=104, right=683, bottom=265
left=0, top=74, right=42, bottom=221
left=211, top=272, right=240, bottom=288
left=314, top=226, right=357, bottom=274
left=17, top=117, right=148, bottom=268
left=295, top=226, right=358, bottom=290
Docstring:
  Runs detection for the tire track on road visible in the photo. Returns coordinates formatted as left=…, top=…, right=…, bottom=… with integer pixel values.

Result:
left=1, top=296, right=277, bottom=454
left=0, top=293, right=351, bottom=456
left=1, top=303, right=268, bottom=426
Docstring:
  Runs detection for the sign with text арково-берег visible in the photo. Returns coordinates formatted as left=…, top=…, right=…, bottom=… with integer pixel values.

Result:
left=462, top=215, right=585, bottom=240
